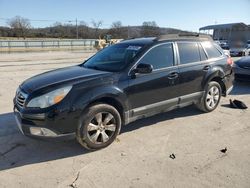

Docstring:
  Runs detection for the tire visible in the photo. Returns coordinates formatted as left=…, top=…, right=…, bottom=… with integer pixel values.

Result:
left=76, top=103, right=121, bottom=150
left=196, top=81, right=222, bottom=113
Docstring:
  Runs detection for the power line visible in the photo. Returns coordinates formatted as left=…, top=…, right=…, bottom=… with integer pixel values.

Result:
left=0, top=17, right=113, bottom=26
left=0, top=17, right=71, bottom=22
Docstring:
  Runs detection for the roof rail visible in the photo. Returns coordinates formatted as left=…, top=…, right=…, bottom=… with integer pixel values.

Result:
left=155, top=33, right=212, bottom=41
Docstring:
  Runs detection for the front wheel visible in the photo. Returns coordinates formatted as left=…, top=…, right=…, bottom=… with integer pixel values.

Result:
left=196, top=81, right=222, bottom=112
left=76, top=104, right=121, bottom=150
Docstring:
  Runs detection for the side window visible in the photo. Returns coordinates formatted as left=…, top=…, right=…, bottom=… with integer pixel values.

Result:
left=177, top=42, right=200, bottom=64
left=201, top=41, right=222, bottom=59
left=198, top=43, right=208, bottom=61
left=139, top=43, right=174, bottom=69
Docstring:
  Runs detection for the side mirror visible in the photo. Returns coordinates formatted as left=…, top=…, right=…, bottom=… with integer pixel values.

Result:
left=134, top=63, right=153, bottom=74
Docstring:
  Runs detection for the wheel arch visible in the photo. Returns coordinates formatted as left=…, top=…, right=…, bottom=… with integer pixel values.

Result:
left=210, top=77, right=226, bottom=96
left=87, top=96, right=126, bottom=125
left=203, top=67, right=227, bottom=96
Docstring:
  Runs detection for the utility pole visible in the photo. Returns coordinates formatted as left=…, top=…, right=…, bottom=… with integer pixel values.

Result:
left=76, top=18, right=78, bottom=39
left=127, top=25, right=130, bottom=39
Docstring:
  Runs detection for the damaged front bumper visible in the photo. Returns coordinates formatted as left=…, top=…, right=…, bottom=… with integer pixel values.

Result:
left=14, top=107, right=75, bottom=140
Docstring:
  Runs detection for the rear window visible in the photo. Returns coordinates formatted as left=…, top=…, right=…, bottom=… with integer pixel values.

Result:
left=201, top=41, right=222, bottom=59
left=177, top=42, right=200, bottom=64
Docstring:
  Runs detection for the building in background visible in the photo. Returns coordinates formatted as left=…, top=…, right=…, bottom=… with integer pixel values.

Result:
left=199, top=23, right=250, bottom=47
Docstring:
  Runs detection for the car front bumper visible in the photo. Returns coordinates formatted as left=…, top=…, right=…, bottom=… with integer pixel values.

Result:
left=13, top=106, right=77, bottom=139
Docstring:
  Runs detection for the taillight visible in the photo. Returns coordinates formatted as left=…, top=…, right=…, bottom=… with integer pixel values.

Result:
left=227, top=57, right=234, bottom=66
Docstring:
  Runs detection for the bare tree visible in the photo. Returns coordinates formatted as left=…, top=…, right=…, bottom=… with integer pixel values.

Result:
left=51, top=22, right=66, bottom=38
left=79, top=21, right=89, bottom=38
left=111, top=21, right=122, bottom=29
left=91, top=20, right=103, bottom=38
left=141, top=21, right=160, bottom=37
left=53, top=22, right=62, bottom=27
left=79, top=21, right=88, bottom=27
left=143, top=21, right=158, bottom=27
left=109, top=21, right=123, bottom=38
left=7, top=16, right=31, bottom=39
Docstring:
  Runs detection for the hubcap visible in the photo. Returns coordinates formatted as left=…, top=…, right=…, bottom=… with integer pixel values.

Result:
left=206, top=86, right=220, bottom=109
left=87, top=112, right=116, bottom=144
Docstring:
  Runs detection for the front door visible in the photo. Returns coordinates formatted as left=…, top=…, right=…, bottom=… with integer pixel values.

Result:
left=126, top=43, right=180, bottom=117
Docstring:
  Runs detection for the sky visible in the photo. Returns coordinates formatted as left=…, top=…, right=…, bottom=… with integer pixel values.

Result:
left=0, top=0, right=250, bottom=32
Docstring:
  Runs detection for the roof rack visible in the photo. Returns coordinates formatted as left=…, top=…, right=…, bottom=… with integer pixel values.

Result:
left=155, top=33, right=212, bottom=41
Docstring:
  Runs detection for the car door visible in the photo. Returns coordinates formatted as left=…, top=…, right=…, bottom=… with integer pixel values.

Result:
left=176, top=41, right=209, bottom=102
left=126, top=43, right=180, bottom=117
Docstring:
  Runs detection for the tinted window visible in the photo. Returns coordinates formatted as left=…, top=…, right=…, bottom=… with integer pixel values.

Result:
left=201, top=41, right=222, bottom=58
left=139, top=43, right=174, bottom=69
left=178, top=42, right=200, bottom=64
left=198, top=43, right=207, bottom=61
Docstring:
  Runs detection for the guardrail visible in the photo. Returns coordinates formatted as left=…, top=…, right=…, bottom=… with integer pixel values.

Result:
left=0, top=39, right=96, bottom=52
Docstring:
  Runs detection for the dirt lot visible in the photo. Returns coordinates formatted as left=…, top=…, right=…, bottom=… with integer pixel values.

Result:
left=0, top=51, right=249, bottom=188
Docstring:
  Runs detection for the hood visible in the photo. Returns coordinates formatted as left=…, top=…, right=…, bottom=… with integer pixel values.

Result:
left=20, top=65, right=112, bottom=93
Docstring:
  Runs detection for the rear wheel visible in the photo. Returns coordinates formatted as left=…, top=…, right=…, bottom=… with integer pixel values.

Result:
left=196, top=81, right=222, bottom=112
left=76, top=104, right=121, bottom=150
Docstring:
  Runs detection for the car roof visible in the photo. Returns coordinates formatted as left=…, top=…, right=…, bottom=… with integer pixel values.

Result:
left=119, top=37, right=155, bottom=45
left=119, top=34, right=212, bottom=46
left=156, top=33, right=213, bottom=42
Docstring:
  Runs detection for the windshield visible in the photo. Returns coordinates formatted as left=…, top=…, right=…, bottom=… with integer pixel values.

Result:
left=83, top=43, right=144, bottom=72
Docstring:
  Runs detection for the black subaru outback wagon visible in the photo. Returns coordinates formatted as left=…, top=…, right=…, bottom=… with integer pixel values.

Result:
left=14, top=34, right=234, bottom=150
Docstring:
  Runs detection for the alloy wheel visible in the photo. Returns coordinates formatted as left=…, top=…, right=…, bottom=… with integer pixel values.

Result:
left=87, top=112, right=116, bottom=144
left=206, top=86, right=220, bottom=109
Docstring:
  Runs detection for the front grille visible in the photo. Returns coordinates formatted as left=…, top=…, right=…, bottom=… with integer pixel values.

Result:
left=16, top=90, right=27, bottom=108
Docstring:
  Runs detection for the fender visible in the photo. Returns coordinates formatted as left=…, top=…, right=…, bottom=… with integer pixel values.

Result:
left=202, top=65, right=225, bottom=90
left=70, top=84, right=129, bottom=126
left=89, top=85, right=129, bottom=111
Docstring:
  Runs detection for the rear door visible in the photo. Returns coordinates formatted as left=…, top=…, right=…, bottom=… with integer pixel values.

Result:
left=176, top=41, right=209, bottom=101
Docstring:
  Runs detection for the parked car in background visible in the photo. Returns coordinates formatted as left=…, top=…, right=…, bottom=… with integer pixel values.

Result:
left=215, top=40, right=229, bottom=50
left=247, top=40, right=250, bottom=48
left=244, top=46, right=250, bottom=56
left=230, top=40, right=247, bottom=57
left=220, top=41, right=229, bottom=50
left=13, top=34, right=234, bottom=150
left=233, top=56, right=250, bottom=81
left=230, top=47, right=247, bottom=56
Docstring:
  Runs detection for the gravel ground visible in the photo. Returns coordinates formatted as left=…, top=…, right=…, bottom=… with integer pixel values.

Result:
left=0, top=51, right=249, bottom=188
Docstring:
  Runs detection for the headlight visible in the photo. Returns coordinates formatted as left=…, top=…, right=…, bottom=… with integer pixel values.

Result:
left=27, top=86, right=72, bottom=108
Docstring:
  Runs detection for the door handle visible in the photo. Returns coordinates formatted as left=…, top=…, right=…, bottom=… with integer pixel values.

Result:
left=168, top=72, right=178, bottom=79
left=203, top=65, right=211, bottom=71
